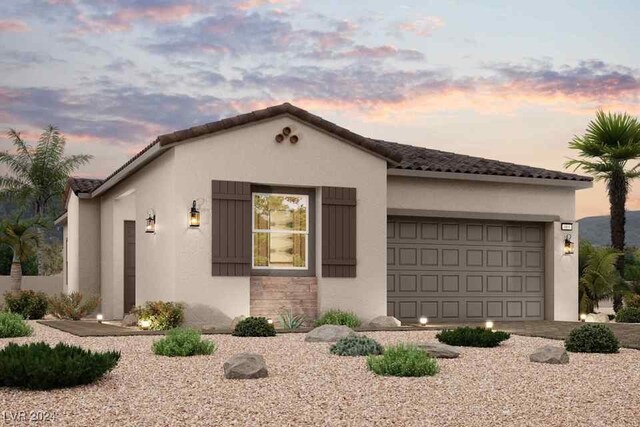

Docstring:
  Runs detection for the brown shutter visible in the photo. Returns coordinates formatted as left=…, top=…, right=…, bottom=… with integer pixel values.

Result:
left=322, top=187, right=356, bottom=277
left=212, top=180, right=252, bottom=276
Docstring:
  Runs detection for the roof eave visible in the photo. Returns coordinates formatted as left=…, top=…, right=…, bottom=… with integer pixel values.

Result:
left=387, top=168, right=593, bottom=189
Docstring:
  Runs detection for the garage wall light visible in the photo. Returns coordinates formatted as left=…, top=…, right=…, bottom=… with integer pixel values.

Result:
left=564, top=235, right=575, bottom=255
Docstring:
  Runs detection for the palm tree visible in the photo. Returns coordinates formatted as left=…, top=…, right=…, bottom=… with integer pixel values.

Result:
left=566, top=111, right=640, bottom=312
left=578, top=240, right=621, bottom=314
left=0, top=126, right=92, bottom=274
left=0, top=214, right=42, bottom=290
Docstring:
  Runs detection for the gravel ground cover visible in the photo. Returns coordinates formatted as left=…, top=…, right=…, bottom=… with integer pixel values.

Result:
left=1, top=322, right=639, bottom=426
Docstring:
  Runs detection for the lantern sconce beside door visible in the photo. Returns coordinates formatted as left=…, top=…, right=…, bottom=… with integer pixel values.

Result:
left=145, top=209, right=156, bottom=234
left=563, top=234, right=575, bottom=255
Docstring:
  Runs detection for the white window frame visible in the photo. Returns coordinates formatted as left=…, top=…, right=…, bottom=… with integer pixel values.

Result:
left=251, top=192, right=309, bottom=270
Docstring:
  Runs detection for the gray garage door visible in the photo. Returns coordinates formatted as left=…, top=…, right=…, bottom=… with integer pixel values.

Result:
left=387, top=217, right=545, bottom=323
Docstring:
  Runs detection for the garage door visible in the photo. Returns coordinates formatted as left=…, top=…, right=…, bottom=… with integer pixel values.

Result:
left=387, top=217, right=545, bottom=323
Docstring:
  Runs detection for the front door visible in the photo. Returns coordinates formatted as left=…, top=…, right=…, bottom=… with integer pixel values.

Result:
left=124, top=220, right=136, bottom=314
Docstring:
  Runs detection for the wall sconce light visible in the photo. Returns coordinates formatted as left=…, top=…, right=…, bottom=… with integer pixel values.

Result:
left=564, top=234, right=575, bottom=255
left=145, top=209, right=156, bottom=234
left=189, top=200, right=201, bottom=227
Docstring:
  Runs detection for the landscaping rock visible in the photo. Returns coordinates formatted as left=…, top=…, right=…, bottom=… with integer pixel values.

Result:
left=121, top=313, right=138, bottom=327
left=367, top=316, right=401, bottom=328
left=585, top=313, right=609, bottom=323
left=529, top=345, right=569, bottom=364
left=305, top=325, right=355, bottom=342
left=414, top=342, right=461, bottom=359
left=223, top=353, right=268, bottom=379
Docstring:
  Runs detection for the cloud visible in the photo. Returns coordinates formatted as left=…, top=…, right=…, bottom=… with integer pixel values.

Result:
left=338, top=45, right=424, bottom=61
left=392, top=16, right=444, bottom=37
left=0, top=19, right=29, bottom=32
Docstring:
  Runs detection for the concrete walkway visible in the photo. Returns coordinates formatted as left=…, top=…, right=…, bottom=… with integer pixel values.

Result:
left=37, top=319, right=640, bottom=349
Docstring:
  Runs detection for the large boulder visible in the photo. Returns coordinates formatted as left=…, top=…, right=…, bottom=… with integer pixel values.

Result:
left=414, top=342, right=461, bottom=359
left=529, top=345, right=569, bottom=364
left=223, top=353, right=268, bottom=379
left=305, top=325, right=355, bottom=342
left=367, top=316, right=401, bottom=328
left=585, top=313, right=609, bottom=323
left=121, top=313, right=138, bottom=327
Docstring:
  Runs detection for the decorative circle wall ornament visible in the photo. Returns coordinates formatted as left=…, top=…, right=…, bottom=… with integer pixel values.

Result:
left=274, top=126, right=299, bottom=144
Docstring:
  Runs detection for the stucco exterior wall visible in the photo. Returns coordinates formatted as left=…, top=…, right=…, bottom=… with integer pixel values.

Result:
left=387, top=175, right=580, bottom=321
left=0, top=275, right=62, bottom=296
left=78, top=197, right=101, bottom=298
left=99, top=150, right=176, bottom=319
left=171, top=116, right=388, bottom=324
left=387, top=175, right=576, bottom=221
left=66, top=193, right=79, bottom=293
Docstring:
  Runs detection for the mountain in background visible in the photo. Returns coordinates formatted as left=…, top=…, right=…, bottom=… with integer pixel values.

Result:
left=579, top=211, right=640, bottom=247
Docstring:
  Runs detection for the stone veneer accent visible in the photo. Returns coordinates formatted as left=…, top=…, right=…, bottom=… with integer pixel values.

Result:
left=250, top=277, right=318, bottom=325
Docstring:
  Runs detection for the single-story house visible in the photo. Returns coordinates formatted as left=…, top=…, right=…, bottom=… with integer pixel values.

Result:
left=56, top=103, right=592, bottom=326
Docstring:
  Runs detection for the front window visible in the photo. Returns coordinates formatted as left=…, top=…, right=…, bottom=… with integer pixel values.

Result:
left=252, top=193, right=309, bottom=269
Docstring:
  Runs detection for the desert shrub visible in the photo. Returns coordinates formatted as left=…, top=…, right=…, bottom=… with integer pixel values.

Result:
left=330, top=335, right=383, bottom=357
left=153, top=328, right=216, bottom=357
left=0, top=342, right=120, bottom=390
left=278, top=309, right=307, bottom=329
left=565, top=324, right=619, bottom=353
left=232, top=316, right=276, bottom=337
left=0, top=312, right=32, bottom=338
left=135, top=301, right=184, bottom=330
left=48, top=292, right=100, bottom=320
left=623, top=293, right=640, bottom=309
left=367, top=345, right=438, bottom=377
left=615, top=307, right=640, bottom=323
left=4, top=290, right=48, bottom=320
left=315, top=310, right=361, bottom=328
left=436, top=327, right=510, bottom=348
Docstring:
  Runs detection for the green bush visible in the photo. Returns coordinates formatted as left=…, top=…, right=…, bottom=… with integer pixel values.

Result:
left=232, top=316, right=276, bottom=337
left=0, top=342, right=120, bottom=390
left=48, top=292, right=100, bottom=320
left=0, top=312, right=33, bottom=338
left=153, top=328, right=216, bottom=357
left=315, top=310, right=361, bottom=328
left=623, top=293, right=640, bottom=309
left=565, top=324, right=619, bottom=353
left=616, top=307, right=640, bottom=323
left=4, top=290, right=48, bottom=319
left=367, top=345, right=438, bottom=377
left=135, top=301, right=184, bottom=330
left=330, top=335, right=383, bottom=356
left=436, top=327, right=510, bottom=347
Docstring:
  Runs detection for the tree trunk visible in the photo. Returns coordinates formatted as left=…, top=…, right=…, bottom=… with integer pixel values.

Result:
left=35, top=204, right=46, bottom=276
left=608, top=169, right=627, bottom=312
left=10, top=261, right=22, bottom=291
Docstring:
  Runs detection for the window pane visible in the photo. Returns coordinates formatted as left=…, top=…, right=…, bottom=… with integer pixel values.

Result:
left=253, top=194, right=308, bottom=231
left=253, top=232, right=306, bottom=269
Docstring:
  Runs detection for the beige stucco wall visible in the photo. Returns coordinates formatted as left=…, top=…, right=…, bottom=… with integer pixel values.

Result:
left=387, top=175, right=580, bottom=321
left=387, top=175, right=575, bottom=221
left=545, top=222, right=580, bottom=321
left=171, top=116, right=388, bottom=325
left=0, top=275, right=62, bottom=296
left=66, top=193, right=79, bottom=293
left=99, top=150, right=176, bottom=319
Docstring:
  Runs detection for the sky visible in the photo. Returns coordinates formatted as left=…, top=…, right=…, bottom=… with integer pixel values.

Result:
left=0, top=0, right=639, bottom=219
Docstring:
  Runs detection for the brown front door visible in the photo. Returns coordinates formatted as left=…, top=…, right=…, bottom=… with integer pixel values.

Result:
left=124, top=220, right=136, bottom=314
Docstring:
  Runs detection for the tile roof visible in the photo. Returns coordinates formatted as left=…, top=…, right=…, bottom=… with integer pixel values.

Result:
left=68, top=177, right=104, bottom=195
left=373, top=139, right=592, bottom=182
left=80, top=102, right=591, bottom=196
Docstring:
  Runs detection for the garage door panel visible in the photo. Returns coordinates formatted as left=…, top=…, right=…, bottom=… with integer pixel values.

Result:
left=388, top=221, right=544, bottom=248
left=388, top=217, right=544, bottom=322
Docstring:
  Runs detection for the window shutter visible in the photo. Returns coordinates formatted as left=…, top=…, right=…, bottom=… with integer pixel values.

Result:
left=212, top=180, right=252, bottom=276
left=322, top=187, right=356, bottom=277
